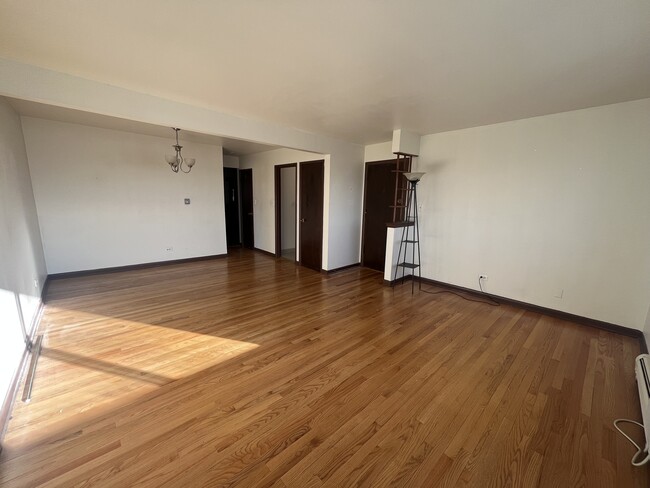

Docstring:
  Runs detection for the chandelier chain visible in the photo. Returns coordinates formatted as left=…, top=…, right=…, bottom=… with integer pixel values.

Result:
left=166, top=127, right=195, bottom=174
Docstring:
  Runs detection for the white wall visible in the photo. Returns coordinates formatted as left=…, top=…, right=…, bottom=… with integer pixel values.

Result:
left=223, top=154, right=240, bottom=168
left=0, top=59, right=365, bottom=273
left=0, top=58, right=360, bottom=156
left=364, top=141, right=394, bottom=162
left=327, top=144, right=365, bottom=270
left=408, top=98, right=650, bottom=330
left=280, top=166, right=296, bottom=252
left=0, top=97, right=47, bottom=413
left=241, top=145, right=365, bottom=270
left=240, top=148, right=321, bottom=259
left=22, top=117, right=227, bottom=273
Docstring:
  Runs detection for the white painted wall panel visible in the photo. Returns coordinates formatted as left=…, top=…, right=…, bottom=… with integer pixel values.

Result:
left=240, top=148, right=318, bottom=258
left=409, top=99, right=650, bottom=330
left=22, top=118, right=227, bottom=273
left=0, top=97, right=46, bottom=409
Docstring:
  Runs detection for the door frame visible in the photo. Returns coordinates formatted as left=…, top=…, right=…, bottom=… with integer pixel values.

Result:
left=298, top=159, right=325, bottom=271
left=239, top=168, right=254, bottom=249
left=360, top=158, right=397, bottom=268
left=223, top=167, right=242, bottom=247
left=274, top=163, right=298, bottom=259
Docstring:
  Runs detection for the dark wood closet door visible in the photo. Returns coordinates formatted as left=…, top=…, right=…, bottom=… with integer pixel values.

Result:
left=299, top=160, right=324, bottom=271
left=362, top=160, right=397, bottom=272
left=240, top=168, right=254, bottom=248
left=223, top=168, right=240, bottom=247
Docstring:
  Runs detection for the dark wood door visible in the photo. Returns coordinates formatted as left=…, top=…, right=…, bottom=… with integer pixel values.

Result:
left=240, top=168, right=254, bottom=249
left=223, top=168, right=240, bottom=247
left=362, top=160, right=397, bottom=272
left=299, top=160, right=324, bottom=271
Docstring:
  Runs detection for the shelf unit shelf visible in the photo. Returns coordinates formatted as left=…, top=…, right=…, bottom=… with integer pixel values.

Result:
left=392, top=174, right=422, bottom=294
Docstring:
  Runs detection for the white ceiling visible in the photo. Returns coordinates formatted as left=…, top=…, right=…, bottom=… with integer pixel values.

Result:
left=7, top=98, right=277, bottom=156
left=1, top=1, right=649, bottom=144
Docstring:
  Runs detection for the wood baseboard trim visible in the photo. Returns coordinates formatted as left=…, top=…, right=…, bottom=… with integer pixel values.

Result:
left=253, top=247, right=277, bottom=258
left=47, top=254, right=228, bottom=280
left=386, top=274, right=645, bottom=342
left=0, top=300, right=45, bottom=450
left=321, top=263, right=361, bottom=275
left=383, top=275, right=410, bottom=286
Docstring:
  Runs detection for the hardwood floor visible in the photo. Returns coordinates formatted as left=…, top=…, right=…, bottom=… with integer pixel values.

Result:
left=1, top=249, right=647, bottom=487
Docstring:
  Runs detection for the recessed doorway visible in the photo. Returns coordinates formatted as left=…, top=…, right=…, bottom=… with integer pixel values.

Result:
left=223, top=167, right=241, bottom=247
left=361, top=159, right=397, bottom=272
left=240, top=168, right=254, bottom=249
left=274, top=163, right=297, bottom=261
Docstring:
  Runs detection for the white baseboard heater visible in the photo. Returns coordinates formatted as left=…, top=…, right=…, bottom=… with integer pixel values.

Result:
left=614, top=354, right=650, bottom=466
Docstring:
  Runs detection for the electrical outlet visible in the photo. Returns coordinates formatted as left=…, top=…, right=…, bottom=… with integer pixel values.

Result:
left=479, top=274, right=488, bottom=281
left=33, top=279, right=39, bottom=289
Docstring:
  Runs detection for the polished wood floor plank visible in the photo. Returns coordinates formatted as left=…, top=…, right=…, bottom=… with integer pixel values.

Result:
left=0, top=249, right=647, bottom=487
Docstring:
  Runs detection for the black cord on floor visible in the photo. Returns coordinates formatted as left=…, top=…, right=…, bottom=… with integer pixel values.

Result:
left=478, top=278, right=500, bottom=306
left=421, top=288, right=500, bottom=306
left=419, top=277, right=500, bottom=307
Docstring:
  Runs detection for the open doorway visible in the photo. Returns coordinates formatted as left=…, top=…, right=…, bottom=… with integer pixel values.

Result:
left=275, top=164, right=297, bottom=261
left=223, top=167, right=241, bottom=247
left=240, top=168, right=254, bottom=248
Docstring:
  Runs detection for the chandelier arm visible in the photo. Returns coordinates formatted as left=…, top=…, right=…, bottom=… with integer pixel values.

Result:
left=166, top=127, right=194, bottom=173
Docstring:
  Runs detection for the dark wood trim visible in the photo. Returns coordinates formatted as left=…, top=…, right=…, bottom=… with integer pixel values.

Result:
left=386, top=221, right=414, bottom=228
left=392, top=154, right=412, bottom=223
left=274, top=166, right=280, bottom=257
left=274, top=163, right=297, bottom=259
left=253, top=247, right=277, bottom=258
left=298, top=159, right=325, bottom=272
left=47, top=254, right=228, bottom=280
left=360, top=159, right=397, bottom=268
left=239, top=168, right=254, bottom=249
left=0, top=300, right=44, bottom=450
left=383, top=275, right=410, bottom=286
left=321, top=263, right=361, bottom=275
left=386, top=274, right=646, bottom=341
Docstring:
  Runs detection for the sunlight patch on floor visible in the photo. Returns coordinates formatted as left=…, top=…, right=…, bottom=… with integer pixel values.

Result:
left=3, top=306, right=259, bottom=451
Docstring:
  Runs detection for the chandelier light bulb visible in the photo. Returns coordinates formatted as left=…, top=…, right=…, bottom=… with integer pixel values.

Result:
left=165, top=128, right=195, bottom=174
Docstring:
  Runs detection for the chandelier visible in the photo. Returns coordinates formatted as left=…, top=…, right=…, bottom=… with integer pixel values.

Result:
left=165, top=127, right=195, bottom=173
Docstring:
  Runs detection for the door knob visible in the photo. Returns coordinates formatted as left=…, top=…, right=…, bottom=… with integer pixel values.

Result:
left=300, top=218, right=306, bottom=223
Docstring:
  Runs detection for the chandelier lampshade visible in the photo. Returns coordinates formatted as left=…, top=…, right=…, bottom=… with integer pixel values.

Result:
left=165, top=128, right=195, bottom=173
